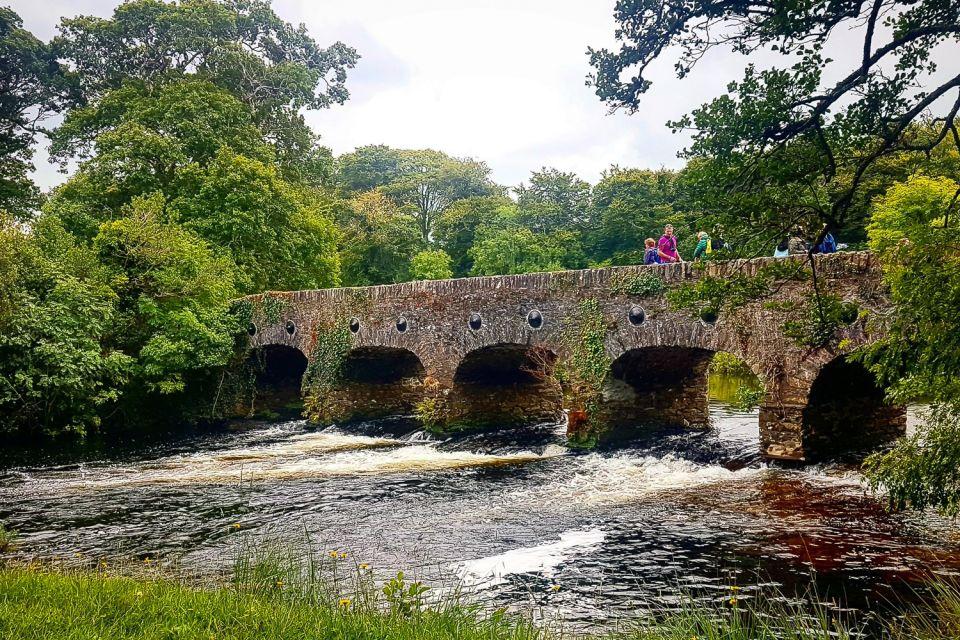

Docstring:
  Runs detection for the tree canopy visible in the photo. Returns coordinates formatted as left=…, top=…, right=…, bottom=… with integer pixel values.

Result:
left=589, top=0, right=960, bottom=249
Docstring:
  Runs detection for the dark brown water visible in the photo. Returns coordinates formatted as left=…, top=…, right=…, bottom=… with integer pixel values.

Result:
left=1, top=380, right=957, bottom=629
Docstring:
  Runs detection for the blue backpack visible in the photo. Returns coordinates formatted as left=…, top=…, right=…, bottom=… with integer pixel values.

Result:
left=818, top=233, right=837, bottom=254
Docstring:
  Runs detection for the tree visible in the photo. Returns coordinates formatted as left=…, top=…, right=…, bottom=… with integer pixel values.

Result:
left=337, top=146, right=499, bottom=242
left=93, top=194, right=239, bottom=398
left=45, top=80, right=341, bottom=292
left=589, top=1, right=960, bottom=250
left=52, top=0, right=358, bottom=171
left=0, top=8, right=75, bottom=218
left=337, top=190, right=422, bottom=286
left=410, top=249, right=453, bottom=281
left=858, top=174, right=960, bottom=514
left=516, top=167, right=592, bottom=234
left=337, top=145, right=406, bottom=193
left=0, top=214, right=130, bottom=437
left=588, top=167, right=697, bottom=264
left=434, top=195, right=514, bottom=276
left=383, top=149, right=498, bottom=242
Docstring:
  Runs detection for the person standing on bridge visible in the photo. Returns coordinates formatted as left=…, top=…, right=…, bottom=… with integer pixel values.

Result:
left=693, top=231, right=711, bottom=261
left=657, top=224, right=682, bottom=263
left=643, top=238, right=661, bottom=264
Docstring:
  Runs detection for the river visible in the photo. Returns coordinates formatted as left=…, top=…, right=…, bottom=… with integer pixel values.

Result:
left=1, top=376, right=958, bottom=630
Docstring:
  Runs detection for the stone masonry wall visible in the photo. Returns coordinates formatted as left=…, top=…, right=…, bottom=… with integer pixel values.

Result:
left=244, top=252, right=903, bottom=461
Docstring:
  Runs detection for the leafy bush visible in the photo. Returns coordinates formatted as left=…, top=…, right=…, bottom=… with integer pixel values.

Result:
left=610, top=272, right=666, bottom=297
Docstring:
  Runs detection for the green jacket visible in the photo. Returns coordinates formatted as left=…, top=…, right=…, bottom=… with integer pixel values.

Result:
left=694, top=235, right=711, bottom=259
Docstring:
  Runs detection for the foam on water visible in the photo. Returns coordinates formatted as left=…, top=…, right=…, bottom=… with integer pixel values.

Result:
left=22, top=431, right=564, bottom=488
left=511, top=452, right=762, bottom=508
left=454, top=528, right=606, bottom=588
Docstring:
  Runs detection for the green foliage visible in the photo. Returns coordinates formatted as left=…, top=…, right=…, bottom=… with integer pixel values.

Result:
left=433, top=196, right=512, bottom=276
left=52, top=0, right=358, bottom=170
left=859, top=175, right=960, bottom=405
left=668, top=261, right=810, bottom=325
left=94, top=195, right=238, bottom=396
left=709, top=352, right=753, bottom=378
left=0, top=215, right=131, bottom=437
left=260, top=296, right=286, bottom=325
left=556, top=300, right=610, bottom=447
left=413, top=397, right=444, bottom=433
left=588, top=167, right=698, bottom=264
left=515, top=167, right=592, bottom=234
left=864, top=407, right=960, bottom=516
left=589, top=2, right=960, bottom=251
left=781, top=295, right=859, bottom=349
left=338, top=146, right=497, bottom=242
left=469, top=212, right=585, bottom=276
left=0, top=7, right=74, bottom=219
left=857, top=174, right=960, bottom=515
left=0, top=524, right=16, bottom=553
left=382, top=571, right=430, bottom=617
left=303, top=326, right=353, bottom=423
left=338, top=190, right=422, bottom=286
left=410, top=250, right=453, bottom=281
left=610, top=272, right=665, bottom=297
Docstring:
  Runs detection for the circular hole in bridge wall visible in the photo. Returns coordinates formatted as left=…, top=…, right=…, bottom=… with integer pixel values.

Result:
left=526, top=309, right=544, bottom=330
left=285, top=320, right=296, bottom=335
left=700, top=308, right=719, bottom=326
left=468, top=313, right=483, bottom=331
left=628, top=306, right=646, bottom=326
left=396, top=316, right=409, bottom=333
left=247, top=323, right=257, bottom=336
left=349, top=317, right=361, bottom=334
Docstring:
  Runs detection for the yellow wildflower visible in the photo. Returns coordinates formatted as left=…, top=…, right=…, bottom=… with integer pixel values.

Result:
left=275, top=580, right=283, bottom=588
left=550, top=584, right=561, bottom=592
left=729, top=585, right=740, bottom=591
left=729, top=597, right=738, bottom=606
left=329, top=550, right=339, bottom=558
left=143, top=557, right=152, bottom=564
left=359, top=563, right=370, bottom=570
left=339, top=597, right=351, bottom=608
left=231, top=523, right=241, bottom=530
left=339, top=552, right=348, bottom=559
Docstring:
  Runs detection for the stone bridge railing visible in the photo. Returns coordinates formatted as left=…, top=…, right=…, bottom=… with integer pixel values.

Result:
left=242, top=252, right=903, bottom=462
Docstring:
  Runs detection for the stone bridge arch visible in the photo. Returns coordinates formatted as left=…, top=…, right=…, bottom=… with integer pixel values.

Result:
left=444, top=343, right=563, bottom=430
left=316, top=346, right=428, bottom=425
left=245, top=343, right=308, bottom=418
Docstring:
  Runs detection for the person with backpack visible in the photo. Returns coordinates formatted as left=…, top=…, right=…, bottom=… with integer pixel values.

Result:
left=815, top=231, right=837, bottom=254
left=643, top=238, right=661, bottom=264
left=657, top=224, right=682, bottom=263
left=693, top=231, right=711, bottom=260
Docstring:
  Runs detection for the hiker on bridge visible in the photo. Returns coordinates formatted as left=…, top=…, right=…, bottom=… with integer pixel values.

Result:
left=657, top=225, right=682, bottom=263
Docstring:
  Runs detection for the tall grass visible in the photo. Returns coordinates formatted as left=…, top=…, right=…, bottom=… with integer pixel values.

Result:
left=0, top=524, right=16, bottom=553
left=0, top=540, right=956, bottom=639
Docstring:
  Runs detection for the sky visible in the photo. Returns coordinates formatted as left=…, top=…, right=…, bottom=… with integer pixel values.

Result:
left=11, top=0, right=960, bottom=191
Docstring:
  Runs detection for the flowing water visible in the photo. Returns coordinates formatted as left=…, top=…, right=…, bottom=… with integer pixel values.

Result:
left=2, top=378, right=959, bottom=630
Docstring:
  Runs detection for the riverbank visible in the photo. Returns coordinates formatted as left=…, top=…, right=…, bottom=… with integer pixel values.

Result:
left=0, top=562, right=957, bottom=640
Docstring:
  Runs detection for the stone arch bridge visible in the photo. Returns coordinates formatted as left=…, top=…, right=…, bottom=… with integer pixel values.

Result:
left=242, top=252, right=904, bottom=462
